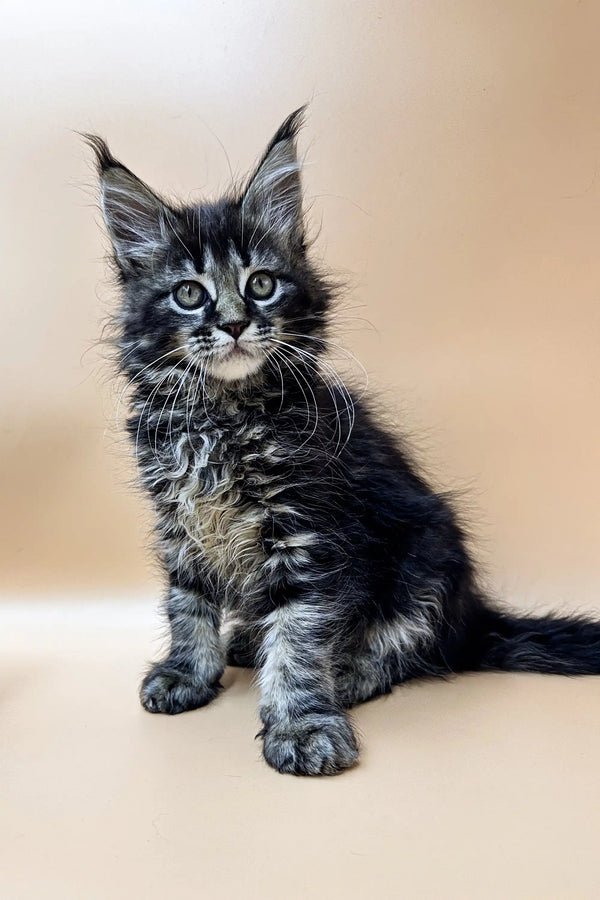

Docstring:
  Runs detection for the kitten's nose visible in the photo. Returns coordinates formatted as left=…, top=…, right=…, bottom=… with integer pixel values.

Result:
left=221, top=320, right=249, bottom=341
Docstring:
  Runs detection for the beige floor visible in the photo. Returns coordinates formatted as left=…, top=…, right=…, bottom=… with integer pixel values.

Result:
left=2, top=600, right=600, bottom=900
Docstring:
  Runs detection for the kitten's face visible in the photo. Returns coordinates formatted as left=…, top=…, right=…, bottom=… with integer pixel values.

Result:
left=164, top=238, right=283, bottom=383
left=115, top=201, right=321, bottom=386
left=91, top=109, right=328, bottom=388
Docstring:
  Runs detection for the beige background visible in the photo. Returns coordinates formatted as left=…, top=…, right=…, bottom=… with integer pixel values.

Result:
left=2, top=1, right=600, bottom=898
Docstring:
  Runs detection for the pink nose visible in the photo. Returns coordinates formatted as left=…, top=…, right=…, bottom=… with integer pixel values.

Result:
left=221, top=321, right=248, bottom=341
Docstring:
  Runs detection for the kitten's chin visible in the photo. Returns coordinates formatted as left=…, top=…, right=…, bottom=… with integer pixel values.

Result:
left=208, top=349, right=265, bottom=383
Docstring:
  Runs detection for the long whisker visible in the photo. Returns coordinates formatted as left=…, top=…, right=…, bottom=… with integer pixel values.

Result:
left=287, top=349, right=346, bottom=455
left=287, top=344, right=354, bottom=457
left=264, top=350, right=285, bottom=413
left=267, top=347, right=318, bottom=448
left=162, top=353, right=198, bottom=461
left=270, top=338, right=355, bottom=456
left=269, top=342, right=350, bottom=457
left=277, top=330, right=369, bottom=393
left=185, top=355, right=205, bottom=452
left=197, top=357, right=218, bottom=428
left=114, top=344, right=191, bottom=423
left=134, top=366, right=180, bottom=468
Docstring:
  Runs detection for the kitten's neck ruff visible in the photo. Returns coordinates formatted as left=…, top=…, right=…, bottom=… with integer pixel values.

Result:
left=129, top=351, right=323, bottom=422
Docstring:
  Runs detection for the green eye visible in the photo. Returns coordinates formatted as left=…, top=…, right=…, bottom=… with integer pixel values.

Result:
left=174, top=281, right=207, bottom=310
left=247, top=271, right=276, bottom=301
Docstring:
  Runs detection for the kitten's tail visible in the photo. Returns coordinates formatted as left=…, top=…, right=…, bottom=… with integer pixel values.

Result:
left=465, top=603, right=600, bottom=675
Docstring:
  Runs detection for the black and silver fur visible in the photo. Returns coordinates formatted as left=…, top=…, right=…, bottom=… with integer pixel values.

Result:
left=89, top=109, right=600, bottom=776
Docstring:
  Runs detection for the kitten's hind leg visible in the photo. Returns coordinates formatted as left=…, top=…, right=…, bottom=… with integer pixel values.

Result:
left=140, top=577, right=224, bottom=715
left=223, top=616, right=263, bottom=668
left=336, top=610, right=447, bottom=707
left=336, top=650, right=394, bottom=708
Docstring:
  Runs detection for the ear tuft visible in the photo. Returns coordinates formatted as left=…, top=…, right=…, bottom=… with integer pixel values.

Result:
left=84, top=135, right=172, bottom=274
left=82, top=133, right=117, bottom=172
left=262, top=105, right=307, bottom=155
left=241, top=106, right=308, bottom=249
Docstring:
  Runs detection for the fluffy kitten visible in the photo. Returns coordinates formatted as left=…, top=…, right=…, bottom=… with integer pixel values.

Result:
left=89, top=109, right=600, bottom=776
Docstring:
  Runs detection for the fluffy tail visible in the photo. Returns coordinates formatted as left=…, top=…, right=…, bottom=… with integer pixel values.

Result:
left=466, top=604, right=600, bottom=675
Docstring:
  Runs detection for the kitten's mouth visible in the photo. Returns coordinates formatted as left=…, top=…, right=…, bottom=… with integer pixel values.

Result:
left=218, top=342, right=255, bottom=360
left=207, top=340, right=265, bottom=382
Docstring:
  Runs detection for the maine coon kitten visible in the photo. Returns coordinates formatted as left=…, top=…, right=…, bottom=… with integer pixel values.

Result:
left=89, top=109, right=600, bottom=776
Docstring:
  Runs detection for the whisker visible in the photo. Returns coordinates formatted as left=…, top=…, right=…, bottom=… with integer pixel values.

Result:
left=162, top=353, right=198, bottom=461
left=268, top=347, right=316, bottom=445
left=277, top=330, right=369, bottom=392
left=269, top=338, right=356, bottom=457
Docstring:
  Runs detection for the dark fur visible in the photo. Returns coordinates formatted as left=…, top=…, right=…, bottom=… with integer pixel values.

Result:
left=89, top=109, right=600, bottom=776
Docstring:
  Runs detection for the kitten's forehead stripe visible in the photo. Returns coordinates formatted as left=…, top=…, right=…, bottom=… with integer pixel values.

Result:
left=202, top=244, right=217, bottom=274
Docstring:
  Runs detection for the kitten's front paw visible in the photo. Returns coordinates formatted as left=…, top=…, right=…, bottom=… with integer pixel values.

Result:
left=261, top=713, right=359, bottom=776
left=140, top=664, right=221, bottom=715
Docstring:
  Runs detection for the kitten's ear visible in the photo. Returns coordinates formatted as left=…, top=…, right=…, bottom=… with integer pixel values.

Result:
left=85, top=135, right=172, bottom=274
left=241, top=107, right=306, bottom=248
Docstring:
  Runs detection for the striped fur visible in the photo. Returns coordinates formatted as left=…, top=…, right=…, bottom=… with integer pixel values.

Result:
left=90, top=109, right=600, bottom=776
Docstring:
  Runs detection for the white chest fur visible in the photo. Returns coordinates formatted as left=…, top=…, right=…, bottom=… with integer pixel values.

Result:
left=149, top=424, right=273, bottom=592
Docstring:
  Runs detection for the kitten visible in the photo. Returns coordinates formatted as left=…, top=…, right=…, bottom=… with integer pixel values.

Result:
left=89, top=109, right=600, bottom=776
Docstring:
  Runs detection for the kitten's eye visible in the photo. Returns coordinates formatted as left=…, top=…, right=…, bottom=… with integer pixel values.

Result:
left=174, top=281, right=207, bottom=310
left=246, top=271, right=276, bottom=301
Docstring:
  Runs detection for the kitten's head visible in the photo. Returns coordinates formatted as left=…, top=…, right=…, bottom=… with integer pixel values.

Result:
left=89, top=108, right=330, bottom=388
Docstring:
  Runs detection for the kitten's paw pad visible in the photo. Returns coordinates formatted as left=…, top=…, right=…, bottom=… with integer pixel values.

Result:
left=140, top=666, right=221, bottom=715
left=262, top=714, right=359, bottom=776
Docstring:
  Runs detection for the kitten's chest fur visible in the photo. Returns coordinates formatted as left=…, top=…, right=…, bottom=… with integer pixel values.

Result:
left=149, top=411, right=282, bottom=593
